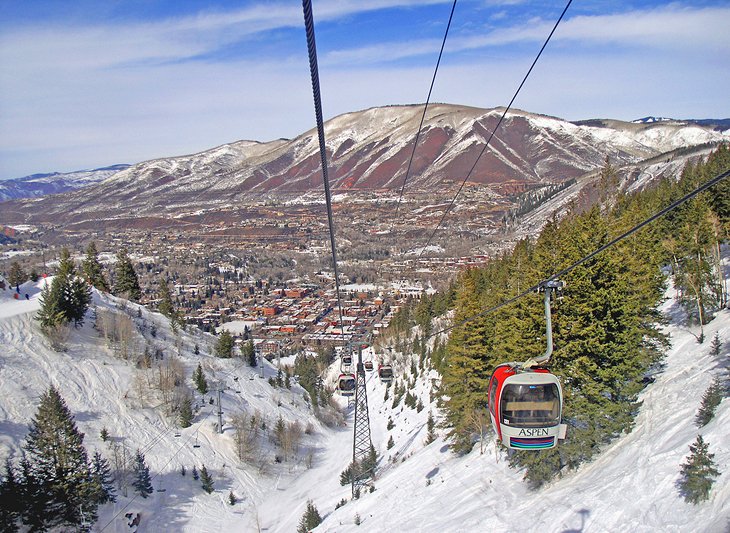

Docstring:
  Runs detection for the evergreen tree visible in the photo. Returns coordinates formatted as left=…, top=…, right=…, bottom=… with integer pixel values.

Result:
left=216, top=329, right=235, bottom=358
left=361, top=444, right=378, bottom=478
left=339, top=463, right=354, bottom=486
left=425, top=411, right=436, bottom=445
left=678, top=435, right=720, bottom=504
left=66, top=275, right=92, bottom=327
left=36, top=282, right=67, bottom=331
left=131, top=450, right=153, bottom=498
left=157, top=278, right=181, bottom=328
left=18, top=453, right=44, bottom=532
left=36, top=248, right=91, bottom=330
left=243, top=339, right=257, bottom=367
left=441, top=270, right=500, bottom=453
left=709, top=332, right=722, bottom=358
left=21, top=386, right=97, bottom=530
left=695, top=378, right=724, bottom=427
left=89, top=451, right=116, bottom=504
left=199, top=465, right=214, bottom=493
left=297, top=499, right=322, bottom=533
left=228, top=490, right=237, bottom=505
left=180, top=396, right=194, bottom=428
left=193, top=363, right=208, bottom=394
left=114, top=249, right=141, bottom=301
left=7, top=261, right=26, bottom=288
left=0, top=458, right=22, bottom=532
left=82, top=242, right=109, bottom=292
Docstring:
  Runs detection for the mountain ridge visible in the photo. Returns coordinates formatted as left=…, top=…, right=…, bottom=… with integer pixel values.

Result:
left=1, top=104, right=727, bottom=230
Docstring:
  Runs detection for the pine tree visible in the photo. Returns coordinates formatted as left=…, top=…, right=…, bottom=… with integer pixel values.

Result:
left=18, top=453, right=44, bottom=532
left=21, top=386, right=97, bottom=529
left=678, top=435, right=720, bottom=504
left=157, top=278, right=180, bottom=328
left=114, top=249, right=141, bottom=301
left=243, top=339, right=257, bottom=366
left=695, top=378, right=724, bottom=427
left=360, top=444, right=378, bottom=479
left=441, top=270, right=501, bottom=453
left=297, top=499, right=322, bottom=533
left=89, top=451, right=116, bottom=504
left=216, top=329, right=235, bottom=358
left=193, top=363, right=208, bottom=394
left=82, top=241, right=109, bottom=292
left=425, top=411, right=436, bottom=445
left=192, top=465, right=199, bottom=480
left=36, top=249, right=91, bottom=330
left=180, top=396, right=194, bottom=428
left=7, top=261, right=26, bottom=288
left=0, top=458, right=22, bottom=532
left=709, top=332, right=722, bottom=358
left=36, top=282, right=67, bottom=331
left=131, top=450, right=153, bottom=498
left=66, top=275, right=92, bottom=327
left=199, top=465, right=214, bottom=493
left=228, top=490, right=237, bottom=505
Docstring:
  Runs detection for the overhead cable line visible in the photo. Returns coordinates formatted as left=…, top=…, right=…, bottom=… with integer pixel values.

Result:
left=302, top=0, right=346, bottom=338
left=395, top=167, right=730, bottom=348
left=391, top=0, right=458, bottom=231
left=418, top=0, right=573, bottom=258
left=99, top=404, right=218, bottom=532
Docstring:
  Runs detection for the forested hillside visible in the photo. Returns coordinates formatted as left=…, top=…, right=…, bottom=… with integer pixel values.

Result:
left=409, top=146, right=729, bottom=486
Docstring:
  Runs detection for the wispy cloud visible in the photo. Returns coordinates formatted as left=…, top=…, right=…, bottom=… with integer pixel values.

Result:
left=0, top=1, right=727, bottom=179
left=322, top=5, right=730, bottom=66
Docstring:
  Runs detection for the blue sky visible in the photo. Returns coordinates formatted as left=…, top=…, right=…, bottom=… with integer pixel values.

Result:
left=0, top=0, right=728, bottom=180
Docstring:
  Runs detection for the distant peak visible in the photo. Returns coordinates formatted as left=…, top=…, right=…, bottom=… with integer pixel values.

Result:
left=632, top=116, right=674, bottom=124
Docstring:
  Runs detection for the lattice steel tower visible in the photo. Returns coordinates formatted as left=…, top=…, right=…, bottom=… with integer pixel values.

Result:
left=352, top=347, right=373, bottom=497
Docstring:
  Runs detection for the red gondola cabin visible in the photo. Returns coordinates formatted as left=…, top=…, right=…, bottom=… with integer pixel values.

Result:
left=487, top=364, right=566, bottom=450
left=378, top=364, right=393, bottom=382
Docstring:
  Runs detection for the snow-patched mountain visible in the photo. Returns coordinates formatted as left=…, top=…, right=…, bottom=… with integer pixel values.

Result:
left=0, top=269, right=728, bottom=532
left=0, top=164, right=129, bottom=202
left=1, top=105, right=726, bottom=228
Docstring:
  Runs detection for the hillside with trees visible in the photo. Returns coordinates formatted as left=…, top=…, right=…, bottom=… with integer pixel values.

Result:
left=429, top=146, right=729, bottom=486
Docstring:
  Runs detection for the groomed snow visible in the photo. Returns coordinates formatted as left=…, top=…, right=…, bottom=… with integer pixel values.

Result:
left=0, top=274, right=728, bottom=532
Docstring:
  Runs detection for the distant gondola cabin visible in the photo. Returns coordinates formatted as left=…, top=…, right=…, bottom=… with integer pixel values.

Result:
left=338, top=373, right=356, bottom=397
left=378, top=364, right=393, bottom=382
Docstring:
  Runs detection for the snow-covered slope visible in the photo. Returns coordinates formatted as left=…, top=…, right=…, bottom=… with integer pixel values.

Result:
left=0, top=275, right=728, bottom=532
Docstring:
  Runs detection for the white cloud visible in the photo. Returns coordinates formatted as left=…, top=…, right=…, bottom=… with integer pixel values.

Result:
left=322, top=5, right=730, bottom=66
left=0, top=2, right=727, bottom=179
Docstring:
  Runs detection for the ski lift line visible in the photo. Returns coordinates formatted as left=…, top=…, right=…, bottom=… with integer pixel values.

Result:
left=391, top=0, right=458, bottom=231
left=417, top=0, right=574, bottom=259
left=390, top=167, right=730, bottom=350
left=98, top=404, right=218, bottom=532
left=302, top=0, right=347, bottom=343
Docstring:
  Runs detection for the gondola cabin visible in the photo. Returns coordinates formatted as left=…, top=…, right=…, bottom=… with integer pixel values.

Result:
left=342, top=353, right=353, bottom=366
left=487, top=364, right=566, bottom=450
left=378, top=364, right=393, bottom=382
left=338, top=373, right=356, bottom=397
left=364, top=360, right=374, bottom=371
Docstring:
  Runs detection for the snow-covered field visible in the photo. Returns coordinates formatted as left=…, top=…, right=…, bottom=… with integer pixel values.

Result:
left=0, top=278, right=728, bottom=532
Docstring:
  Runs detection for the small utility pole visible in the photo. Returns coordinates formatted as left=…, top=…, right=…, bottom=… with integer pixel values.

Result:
left=208, top=380, right=225, bottom=434
left=217, top=388, right=223, bottom=434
